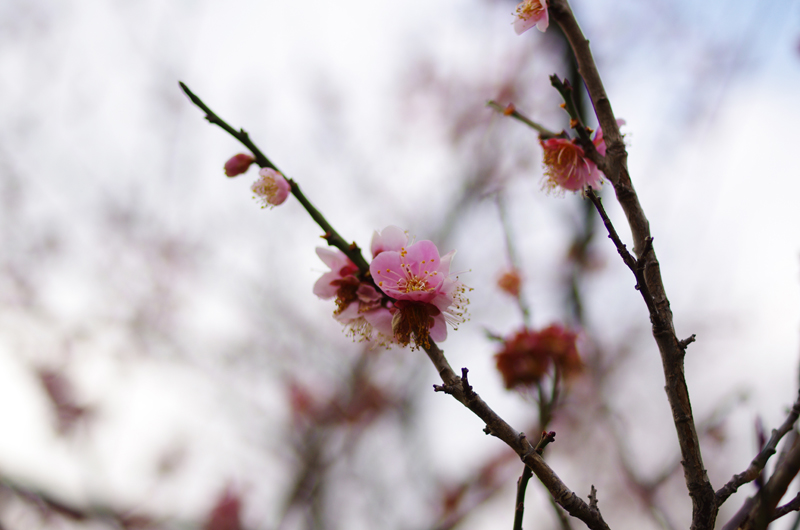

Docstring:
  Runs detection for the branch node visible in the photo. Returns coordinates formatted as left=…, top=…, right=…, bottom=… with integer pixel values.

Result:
left=460, top=367, right=475, bottom=399
left=588, top=485, right=600, bottom=512
left=679, top=334, right=697, bottom=350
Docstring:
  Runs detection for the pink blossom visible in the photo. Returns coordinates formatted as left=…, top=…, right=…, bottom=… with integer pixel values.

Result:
left=539, top=119, right=626, bottom=192
left=514, top=0, right=548, bottom=35
left=313, top=248, right=395, bottom=345
left=224, top=153, right=255, bottom=177
left=370, top=240, right=469, bottom=348
left=370, top=225, right=408, bottom=258
left=252, top=168, right=290, bottom=208
left=591, top=119, right=627, bottom=157
left=540, top=137, right=602, bottom=192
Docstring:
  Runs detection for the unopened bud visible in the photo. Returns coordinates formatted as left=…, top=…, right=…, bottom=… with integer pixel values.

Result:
left=224, top=153, right=255, bottom=177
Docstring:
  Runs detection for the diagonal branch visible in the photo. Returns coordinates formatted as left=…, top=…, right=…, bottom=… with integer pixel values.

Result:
left=548, top=2, right=716, bottom=528
left=178, top=82, right=371, bottom=275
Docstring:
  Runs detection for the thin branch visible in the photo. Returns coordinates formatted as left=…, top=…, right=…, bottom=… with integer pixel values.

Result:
left=726, top=433, right=800, bottom=530
left=486, top=100, right=559, bottom=138
left=548, top=75, right=595, bottom=152
left=717, top=390, right=800, bottom=506
left=178, top=82, right=370, bottom=275
left=772, top=492, right=800, bottom=523
left=585, top=188, right=658, bottom=318
left=513, top=466, right=533, bottom=530
left=548, top=2, right=715, bottom=528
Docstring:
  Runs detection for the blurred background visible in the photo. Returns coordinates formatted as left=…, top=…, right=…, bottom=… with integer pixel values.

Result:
left=1, top=0, right=800, bottom=528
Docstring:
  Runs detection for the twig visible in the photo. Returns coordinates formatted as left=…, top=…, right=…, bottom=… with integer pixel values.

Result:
left=548, top=2, right=715, bottom=528
left=513, top=465, right=533, bottom=530
left=585, top=188, right=658, bottom=319
left=178, top=82, right=371, bottom=275
left=548, top=75, right=596, bottom=156
left=772, top=492, right=800, bottom=523
left=486, top=100, right=559, bottom=138
left=716, top=389, right=800, bottom=506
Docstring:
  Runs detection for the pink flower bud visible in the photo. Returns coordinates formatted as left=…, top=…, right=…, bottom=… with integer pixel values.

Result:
left=224, top=153, right=255, bottom=177
left=251, top=168, right=290, bottom=208
left=514, top=0, right=548, bottom=35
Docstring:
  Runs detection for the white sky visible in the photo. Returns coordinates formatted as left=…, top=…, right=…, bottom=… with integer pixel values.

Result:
left=1, top=0, right=800, bottom=528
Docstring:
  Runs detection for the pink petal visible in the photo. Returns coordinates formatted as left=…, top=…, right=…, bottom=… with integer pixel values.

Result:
left=313, top=271, right=341, bottom=299
left=370, top=226, right=408, bottom=257
left=316, top=247, right=349, bottom=270
left=364, top=308, right=394, bottom=338
left=429, top=313, right=448, bottom=342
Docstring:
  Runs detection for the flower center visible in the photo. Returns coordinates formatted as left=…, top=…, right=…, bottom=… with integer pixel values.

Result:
left=517, top=0, right=544, bottom=19
left=399, top=275, right=430, bottom=293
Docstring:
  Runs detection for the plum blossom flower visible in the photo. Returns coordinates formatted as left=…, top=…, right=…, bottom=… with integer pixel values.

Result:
left=540, top=120, right=625, bottom=193
left=540, top=138, right=601, bottom=192
left=252, top=168, right=290, bottom=208
left=224, top=153, right=255, bottom=177
left=514, top=0, right=548, bottom=35
left=495, top=324, right=582, bottom=390
left=370, top=239, right=469, bottom=349
left=313, top=248, right=394, bottom=344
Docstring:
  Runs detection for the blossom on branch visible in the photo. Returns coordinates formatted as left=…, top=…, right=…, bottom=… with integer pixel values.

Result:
left=495, top=324, right=582, bottom=389
left=251, top=168, right=290, bottom=208
left=224, top=153, right=255, bottom=177
left=513, top=0, right=548, bottom=34
left=313, top=247, right=394, bottom=344
left=540, top=138, right=602, bottom=192
left=540, top=120, right=625, bottom=193
left=370, top=239, right=469, bottom=349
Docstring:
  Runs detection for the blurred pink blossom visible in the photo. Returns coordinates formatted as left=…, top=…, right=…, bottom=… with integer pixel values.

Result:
left=251, top=168, right=290, bottom=207
left=514, top=0, right=548, bottom=34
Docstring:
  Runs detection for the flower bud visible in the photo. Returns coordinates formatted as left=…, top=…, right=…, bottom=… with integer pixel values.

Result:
left=224, top=153, right=255, bottom=177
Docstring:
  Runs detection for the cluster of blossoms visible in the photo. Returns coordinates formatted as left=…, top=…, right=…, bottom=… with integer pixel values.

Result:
left=495, top=324, right=582, bottom=389
left=314, top=226, right=470, bottom=349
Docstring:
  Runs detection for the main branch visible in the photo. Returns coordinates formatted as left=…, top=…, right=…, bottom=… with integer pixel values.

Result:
left=548, top=2, right=716, bottom=529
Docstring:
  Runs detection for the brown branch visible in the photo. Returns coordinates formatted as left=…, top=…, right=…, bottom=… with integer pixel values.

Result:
left=513, top=465, right=534, bottom=530
left=716, top=390, right=800, bottom=506
left=548, top=2, right=715, bottom=528
left=724, top=433, right=800, bottom=530
left=771, top=491, right=800, bottom=523
left=425, top=343, right=610, bottom=530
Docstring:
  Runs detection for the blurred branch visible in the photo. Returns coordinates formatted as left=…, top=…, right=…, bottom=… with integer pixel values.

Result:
left=549, top=2, right=715, bottom=528
left=486, top=100, right=558, bottom=138
left=496, top=193, right=532, bottom=327
left=178, top=82, right=370, bottom=275
left=716, top=389, right=800, bottom=506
